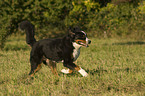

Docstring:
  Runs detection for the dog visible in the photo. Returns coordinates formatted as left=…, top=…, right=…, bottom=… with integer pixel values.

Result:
left=19, top=20, right=91, bottom=77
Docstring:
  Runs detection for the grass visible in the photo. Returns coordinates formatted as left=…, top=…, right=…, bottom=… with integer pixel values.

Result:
left=0, top=35, right=145, bottom=96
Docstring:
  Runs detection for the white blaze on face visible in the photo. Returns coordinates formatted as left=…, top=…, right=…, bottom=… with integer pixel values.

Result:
left=86, top=37, right=89, bottom=45
left=82, top=31, right=91, bottom=47
left=81, top=31, right=87, bottom=36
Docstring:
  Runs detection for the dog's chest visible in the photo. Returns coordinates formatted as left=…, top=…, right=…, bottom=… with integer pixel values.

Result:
left=72, top=43, right=81, bottom=61
left=73, top=48, right=80, bottom=61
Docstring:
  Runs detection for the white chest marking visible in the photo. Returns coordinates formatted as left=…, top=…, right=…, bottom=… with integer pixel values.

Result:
left=73, top=42, right=82, bottom=61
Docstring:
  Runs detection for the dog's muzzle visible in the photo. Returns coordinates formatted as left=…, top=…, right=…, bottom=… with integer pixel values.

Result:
left=88, top=39, right=91, bottom=44
left=86, top=38, right=91, bottom=47
left=75, top=38, right=91, bottom=47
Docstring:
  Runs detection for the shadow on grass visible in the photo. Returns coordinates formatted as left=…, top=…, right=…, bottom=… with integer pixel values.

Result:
left=0, top=73, right=33, bottom=85
left=88, top=69, right=108, bottom=76
left=0, top=79, right=10, bottom=85
left=115, top=67, right=143, bottom=73
left=112, top=41, right=145, bottom=45
left=0, top=53, right=4, bottom=57
left=88, top=67, right=141, bottom=76
left=3, top=45, right=29, bottom=51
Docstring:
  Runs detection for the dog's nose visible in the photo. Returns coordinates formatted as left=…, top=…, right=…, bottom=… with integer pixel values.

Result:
left=88, top=40, right=91, bottom=44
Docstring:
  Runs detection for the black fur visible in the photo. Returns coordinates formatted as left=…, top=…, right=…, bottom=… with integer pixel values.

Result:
left=19, top=21, right=36, bottom=47
left=19, top=20, right=91, bottom=76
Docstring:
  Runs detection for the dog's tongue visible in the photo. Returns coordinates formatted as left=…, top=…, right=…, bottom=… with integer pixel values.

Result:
left=79, top=42, right=88, bottom=47
left=79, top=42, right=85, bottom=45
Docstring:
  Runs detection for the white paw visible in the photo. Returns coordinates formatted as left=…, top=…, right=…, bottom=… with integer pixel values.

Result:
left=61, top=69, right=70, bottom=74
left=78, top=67, right=88, bottom=77
left=82, top=72, right=88, bottom=77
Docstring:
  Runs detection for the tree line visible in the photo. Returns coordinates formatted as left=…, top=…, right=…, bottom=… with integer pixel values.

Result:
left=0, top=0, right=144, bottom=48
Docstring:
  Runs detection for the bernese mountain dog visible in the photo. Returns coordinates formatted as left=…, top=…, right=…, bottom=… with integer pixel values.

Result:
left=19, top=21, right=91, bottom=77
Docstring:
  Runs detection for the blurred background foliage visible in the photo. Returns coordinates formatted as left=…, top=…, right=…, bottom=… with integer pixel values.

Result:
left=0, top=0, right=145, bottom=48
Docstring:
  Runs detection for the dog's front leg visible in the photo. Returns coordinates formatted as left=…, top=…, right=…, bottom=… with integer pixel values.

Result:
left=61, top=61, right=88, bottom=77
left=76, top=66, right=88, bottom=77
left=61, top=68, right=73, bottom=74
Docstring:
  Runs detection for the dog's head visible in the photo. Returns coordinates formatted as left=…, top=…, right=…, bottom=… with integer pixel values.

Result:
left=69, top=27, right=91, bottom=47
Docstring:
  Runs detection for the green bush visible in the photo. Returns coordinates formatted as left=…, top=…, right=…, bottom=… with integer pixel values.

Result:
left=0, top=0, right=144, bottom=49
left=0, top=0, right=71, bottom=48
left=87, top=2, right=145, bottom=39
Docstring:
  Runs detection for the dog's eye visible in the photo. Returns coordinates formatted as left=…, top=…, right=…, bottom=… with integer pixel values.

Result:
left=82, top=35, right=85, bottom=38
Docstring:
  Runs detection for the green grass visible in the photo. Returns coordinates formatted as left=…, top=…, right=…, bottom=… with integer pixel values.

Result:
left=0, top=35, right=145, bottom=96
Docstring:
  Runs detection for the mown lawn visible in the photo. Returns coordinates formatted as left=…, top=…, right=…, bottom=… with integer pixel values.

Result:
left=0, top=35, right=145, bottom=96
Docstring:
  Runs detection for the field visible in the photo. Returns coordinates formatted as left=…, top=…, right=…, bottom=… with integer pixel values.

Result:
left=0, top=35, right=145, bottom=96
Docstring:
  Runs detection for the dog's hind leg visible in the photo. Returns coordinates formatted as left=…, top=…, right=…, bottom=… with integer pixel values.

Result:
left=46, top=59, right=58, bottom=76
left=29, top=57, right=42, bottom=77
left=29, top=64, right=42, bottom=77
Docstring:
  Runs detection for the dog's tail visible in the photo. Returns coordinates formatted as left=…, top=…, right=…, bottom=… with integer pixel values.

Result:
left=19, top=20, right=36, bottom=47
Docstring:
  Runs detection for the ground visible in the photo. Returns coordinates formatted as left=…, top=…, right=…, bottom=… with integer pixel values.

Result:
left=0, top=35, right=145, bottom=96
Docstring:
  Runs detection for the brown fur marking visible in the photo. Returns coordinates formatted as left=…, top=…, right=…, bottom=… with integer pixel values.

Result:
left=74, top=65, right=81, bottom=71
left=46, top=59, right=58, bottom=76
left=30, top=64, right=42, bottom=77
left=75, top=39, right=86, bottom=44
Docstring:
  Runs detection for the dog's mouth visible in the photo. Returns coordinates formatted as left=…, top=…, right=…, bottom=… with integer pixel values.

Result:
left=75, top=38, right=91, bottom=47
left=78, top=41, right=88, bottom=47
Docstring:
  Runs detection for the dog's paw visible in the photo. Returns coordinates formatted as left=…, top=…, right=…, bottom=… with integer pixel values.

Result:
left=61, top=69, right=70, bottom=74
left=78, top=68, right=88, bottom=77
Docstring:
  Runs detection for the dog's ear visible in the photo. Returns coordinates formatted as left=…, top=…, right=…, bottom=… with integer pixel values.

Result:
left=69, top=27, right=75, bottom=35
left=69, top=26, right=81, bottom=33
left=73, top=26, right=81, bottom=32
